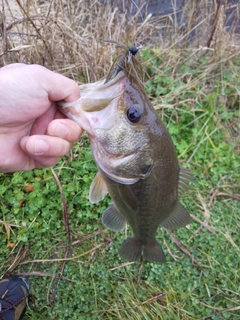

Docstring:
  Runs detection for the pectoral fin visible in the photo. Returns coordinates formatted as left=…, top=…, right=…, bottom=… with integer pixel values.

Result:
left=89, top=172, right=108, bottom=203
left=160, top=202, right=192, bottom=229
left=102, top=204, right=126, bottom=232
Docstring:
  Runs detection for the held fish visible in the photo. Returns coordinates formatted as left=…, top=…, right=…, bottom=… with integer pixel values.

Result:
left=58, top=44, right=194, bottom=263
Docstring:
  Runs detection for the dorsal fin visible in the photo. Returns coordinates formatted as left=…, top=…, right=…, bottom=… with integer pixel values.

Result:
left=178, top=166, right=194, bottom=198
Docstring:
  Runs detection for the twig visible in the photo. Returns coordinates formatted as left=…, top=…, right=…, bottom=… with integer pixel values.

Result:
left=71, top=229, right=102, bottom=245
left=50, top=167, right=71, bottom=240
left=163, top=238, right=180, bottom=260
left=2, top=244, right=32, bottom=278
left=109, top=261, right=135, bottom=271
left=137, top=257, right=145, bottom=283
left=81, top=46, right=96, bottom=82
left=0, top=1, right=7, bottom=65
left=165, top=230, right=202, bottom=269
left=50, top=244, right=70, bottom=302
left=197, top=305, right=240, bottom=320
left=213, top=192, right=240, bottom=201
left=190, top=214, right=215, bottom=234
left=6, top=14, right=48, bottom=31
left=207, top=0, right=225, bottom=47
left=20, top=244, right=103, bottom=264
left=209, top=184, right=240, bottom=206
left=50, top=167, right=72, bottom=301
left=15, top=0, right=53, bottom=60
left=141, top=292, right=166, bottom=305
left=19, top=271, right=77, bottom=283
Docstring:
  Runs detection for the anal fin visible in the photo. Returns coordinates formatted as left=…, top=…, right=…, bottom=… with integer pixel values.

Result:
left=160, top=202, right=192, bottom=229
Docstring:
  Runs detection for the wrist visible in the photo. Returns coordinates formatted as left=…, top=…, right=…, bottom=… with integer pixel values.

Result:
left=0, top=129, right=27, bottom=173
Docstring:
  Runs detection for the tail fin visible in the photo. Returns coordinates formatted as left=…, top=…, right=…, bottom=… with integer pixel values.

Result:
left=119, top=237, right=166, bottom=263
left=143, top=242, right=166, bottom=263
left=119, top=237, right=142, bottom=262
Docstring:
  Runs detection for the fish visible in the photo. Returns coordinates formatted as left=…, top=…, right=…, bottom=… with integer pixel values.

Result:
left=57, top=42, right=194, bottom=263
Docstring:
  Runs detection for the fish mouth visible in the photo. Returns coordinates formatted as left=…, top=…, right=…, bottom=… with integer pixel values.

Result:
left=57, top=71, right=126, bottom=131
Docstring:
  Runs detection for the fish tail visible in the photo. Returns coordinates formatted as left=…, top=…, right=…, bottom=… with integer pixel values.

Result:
left=119, top=237, right=142, bottom=262
left=143, top=242, right=166, bottom=263
left=119, top=237, right=166, bottom=263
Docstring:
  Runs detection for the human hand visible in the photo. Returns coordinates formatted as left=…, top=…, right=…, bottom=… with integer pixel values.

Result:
left=0, top=63, right=82, bottom=173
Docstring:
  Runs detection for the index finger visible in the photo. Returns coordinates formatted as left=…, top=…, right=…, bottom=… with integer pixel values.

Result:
left=28, top=65, right=81, bottom=102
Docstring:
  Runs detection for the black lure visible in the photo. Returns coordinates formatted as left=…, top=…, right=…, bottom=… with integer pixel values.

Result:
left=128, top=46, right=139, bottom=56
left=104, top=41, right=142, bottom=84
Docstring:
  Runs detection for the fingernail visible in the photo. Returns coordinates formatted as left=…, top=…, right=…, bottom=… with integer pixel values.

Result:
left=54, top=123, right=69, bottom=138
left=34, top=139, right=49, bottom=154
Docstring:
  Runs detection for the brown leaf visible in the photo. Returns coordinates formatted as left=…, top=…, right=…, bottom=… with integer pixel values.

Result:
left=24, top=185, right=35, bottom=191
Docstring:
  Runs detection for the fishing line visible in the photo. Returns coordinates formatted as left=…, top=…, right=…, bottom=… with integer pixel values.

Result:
left=130, top=0, right=144, bottom=22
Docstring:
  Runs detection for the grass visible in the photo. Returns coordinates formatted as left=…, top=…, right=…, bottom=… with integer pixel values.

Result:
left=0, top=0, right=240, bottom=319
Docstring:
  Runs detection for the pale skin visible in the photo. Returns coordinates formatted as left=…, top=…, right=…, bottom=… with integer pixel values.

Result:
left=0, top=63, right=83, bottom=173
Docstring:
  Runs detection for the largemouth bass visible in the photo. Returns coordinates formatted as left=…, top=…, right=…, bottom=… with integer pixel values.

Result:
left=58, top=44, right=193, bottom=263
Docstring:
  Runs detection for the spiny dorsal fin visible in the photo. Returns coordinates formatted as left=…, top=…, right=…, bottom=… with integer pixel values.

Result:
left=160, top=202, right=192, bottom=230
left=102, top=204, right=126, bottom=232
left=178, top=167, right=194, bottom=198
left=89, top=172, right=108, bottom=204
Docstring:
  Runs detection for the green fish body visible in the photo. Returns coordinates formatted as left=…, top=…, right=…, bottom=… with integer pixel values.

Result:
left=58, top=47, right=193, bottom=263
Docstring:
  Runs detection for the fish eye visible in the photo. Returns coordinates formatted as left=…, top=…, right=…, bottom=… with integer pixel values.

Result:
left=126, top=107, right=142, bottom=123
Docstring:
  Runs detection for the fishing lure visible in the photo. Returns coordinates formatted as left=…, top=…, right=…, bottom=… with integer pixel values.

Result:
left=103, top=40, right=143, bottom=84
